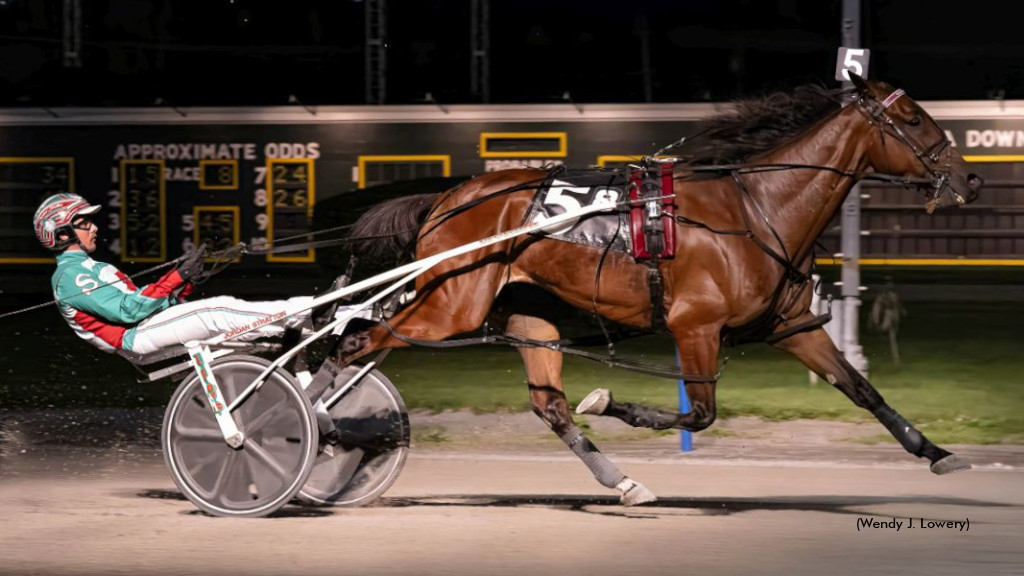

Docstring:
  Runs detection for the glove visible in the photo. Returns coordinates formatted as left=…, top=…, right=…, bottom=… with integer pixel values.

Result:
left=176, top=244, right=208, bottom=283
left=176, top=282, right=195, bottom=301
left=170, top=281, right=194, bottom=303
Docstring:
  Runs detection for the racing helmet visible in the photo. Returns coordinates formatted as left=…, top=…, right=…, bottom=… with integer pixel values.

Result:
left=33, top=193, right=101, bottom=251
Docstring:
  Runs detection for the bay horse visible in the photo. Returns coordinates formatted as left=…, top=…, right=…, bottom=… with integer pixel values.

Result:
left=338, top=74, right=983, bottom=505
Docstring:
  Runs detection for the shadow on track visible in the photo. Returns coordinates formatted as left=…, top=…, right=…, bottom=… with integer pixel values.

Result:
left=379, top=494, right=1016, bottom=520
left=137, top=489, right=334, bottom=518
left=138, top=488, right=1016, bottom=520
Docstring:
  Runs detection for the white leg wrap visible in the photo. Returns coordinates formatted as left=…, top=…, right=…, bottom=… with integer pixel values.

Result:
left=560, top=425, right=625, bottom=489
left=616, top=477, right=657, bottom=506
left=576, top=388, right=611, bottom=415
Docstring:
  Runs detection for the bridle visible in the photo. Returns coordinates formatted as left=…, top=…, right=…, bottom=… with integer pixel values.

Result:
left=853, top=87, right=966, bottom=207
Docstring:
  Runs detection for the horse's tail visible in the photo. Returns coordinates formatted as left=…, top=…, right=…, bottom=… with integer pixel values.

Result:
left=347, top=193, right=440, bottom=263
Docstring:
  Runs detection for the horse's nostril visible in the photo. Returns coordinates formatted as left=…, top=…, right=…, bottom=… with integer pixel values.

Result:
left=968, top=173, right=984, bottom=190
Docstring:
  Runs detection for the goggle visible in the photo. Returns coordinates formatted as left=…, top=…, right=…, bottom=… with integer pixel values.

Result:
left=72, top=216, right=95, bottom=231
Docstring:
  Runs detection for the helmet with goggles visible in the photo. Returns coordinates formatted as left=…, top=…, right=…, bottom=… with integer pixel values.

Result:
left=33, top=193, right=101, bottom=251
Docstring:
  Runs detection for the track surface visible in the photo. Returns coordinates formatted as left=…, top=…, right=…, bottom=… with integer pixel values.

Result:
left=1, top=442, right=1022, bottom=576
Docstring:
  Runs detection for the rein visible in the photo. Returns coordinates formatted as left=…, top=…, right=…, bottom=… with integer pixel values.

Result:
left=679, top=160, right=932, bottom=185
left=651, top=85, right=953, bottom=343
left=366, top=161, right=837, bottom=373
left=667, top=175, right=826, bottom=346
left=0, top=258, right=181, bottom=320
left=0, top=170, right=581, bottom=321
left=0, top=216, right=436, bottom=320
left=658, top=160, right=880, bottom=345
left=664, top=167, right=814, bottom=284
left=662, top=158, right=933, bottom=284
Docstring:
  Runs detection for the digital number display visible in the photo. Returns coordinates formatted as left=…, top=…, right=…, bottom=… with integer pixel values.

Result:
left=194, top=206, right=240, bottom=262
left=199, top=160, right=238, bottom=190
left=266, top=158, right=315, bottom=262
left=0, top=157, right=75, bottom=263
left=120, top=159, right=165, bottom=263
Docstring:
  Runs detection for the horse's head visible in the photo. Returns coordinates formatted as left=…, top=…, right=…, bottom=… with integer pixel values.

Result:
left=850, top=73, right=983, bottom=212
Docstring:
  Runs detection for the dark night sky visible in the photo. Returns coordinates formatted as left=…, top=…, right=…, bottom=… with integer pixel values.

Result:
left=0, top=0, right=1020, bottom=107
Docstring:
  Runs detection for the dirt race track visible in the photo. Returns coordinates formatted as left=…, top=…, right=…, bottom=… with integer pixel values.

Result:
left=1, top=425, right=1023, bottom=576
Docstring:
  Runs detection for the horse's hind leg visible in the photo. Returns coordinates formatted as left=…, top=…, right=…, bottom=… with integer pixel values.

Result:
left=338, top=262, right=505, bottom=364
left=506, top=314, right=656, bottom=506
left=773, top=325, right=970, bottom=474
left=577, top=326, right=721, bottom=433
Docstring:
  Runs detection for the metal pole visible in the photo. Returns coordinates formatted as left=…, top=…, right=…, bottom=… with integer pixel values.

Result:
left=470, top=0, right=490, bottom=103
left=635, top=16, right=653, bottom=103
left=62, top=0, right=82, bottom=68
left=365, top=0, right=386, bottom=105
left=840, top=0, right=868, bottom=376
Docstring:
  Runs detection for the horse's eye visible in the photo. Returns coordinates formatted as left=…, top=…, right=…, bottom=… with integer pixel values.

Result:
left=908, top=116, right=921, bottom=126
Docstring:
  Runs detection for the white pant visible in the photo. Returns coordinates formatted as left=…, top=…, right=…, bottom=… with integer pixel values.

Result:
left=126, top=295, right=314, bottom=355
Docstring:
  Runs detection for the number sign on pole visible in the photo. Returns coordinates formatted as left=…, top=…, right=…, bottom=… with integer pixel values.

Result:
left=835, top=47, right=870, bottom=82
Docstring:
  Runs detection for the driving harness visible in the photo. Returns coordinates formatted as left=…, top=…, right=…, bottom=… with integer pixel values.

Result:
left=627, top=161, right=677, bottom=332
left=525, top=163, right=678, bottom=332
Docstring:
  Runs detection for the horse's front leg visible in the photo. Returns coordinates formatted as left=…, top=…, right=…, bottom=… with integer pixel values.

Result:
left=772, top=323, right=970, bottom=474
left=506, top=314, right=656, bottom=506
left=577, top=325, right=721, bottom=432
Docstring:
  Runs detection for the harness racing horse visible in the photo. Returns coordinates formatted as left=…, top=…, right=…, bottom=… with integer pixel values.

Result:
left=338, top=74, right=983, bottom=505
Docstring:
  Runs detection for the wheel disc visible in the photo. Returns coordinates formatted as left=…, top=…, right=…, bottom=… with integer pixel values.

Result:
left=298, top=366, right=409, bottom=507
left=162, top=356, right=317, bottom=517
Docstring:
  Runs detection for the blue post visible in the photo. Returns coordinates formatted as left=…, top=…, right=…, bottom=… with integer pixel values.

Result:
left=676, top=349, right=693, bottom=452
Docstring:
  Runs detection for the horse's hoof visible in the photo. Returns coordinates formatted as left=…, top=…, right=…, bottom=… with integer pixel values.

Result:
left=616, top=478, right=657, bottom=506
left=576, top=388, right=611, bottom=415
left=930, top=453, right=972, bottom=475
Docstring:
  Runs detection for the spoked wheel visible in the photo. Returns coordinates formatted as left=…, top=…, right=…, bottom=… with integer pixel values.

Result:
left=298, top=365, right=409, bottom=507
left=162, top=355, right=318, bottom=518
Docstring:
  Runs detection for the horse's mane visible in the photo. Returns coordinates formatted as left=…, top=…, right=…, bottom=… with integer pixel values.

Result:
left=674, top=84, right=848, bottom=166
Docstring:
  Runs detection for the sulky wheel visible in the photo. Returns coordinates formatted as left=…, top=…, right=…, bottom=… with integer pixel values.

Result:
left=162, top=355, right=318, bottom=518
left=298, top=365, right=410, bottom=507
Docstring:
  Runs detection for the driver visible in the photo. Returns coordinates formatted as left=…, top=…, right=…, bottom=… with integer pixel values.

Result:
left=35, top=193, right=344, bottom=355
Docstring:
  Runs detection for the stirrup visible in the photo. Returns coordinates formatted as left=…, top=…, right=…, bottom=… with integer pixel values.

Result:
left=312, top=274, right=351, bottom=328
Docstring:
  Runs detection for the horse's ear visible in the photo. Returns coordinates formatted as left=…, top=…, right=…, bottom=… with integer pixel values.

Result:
left=848, top=72, right=871, bottom=95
